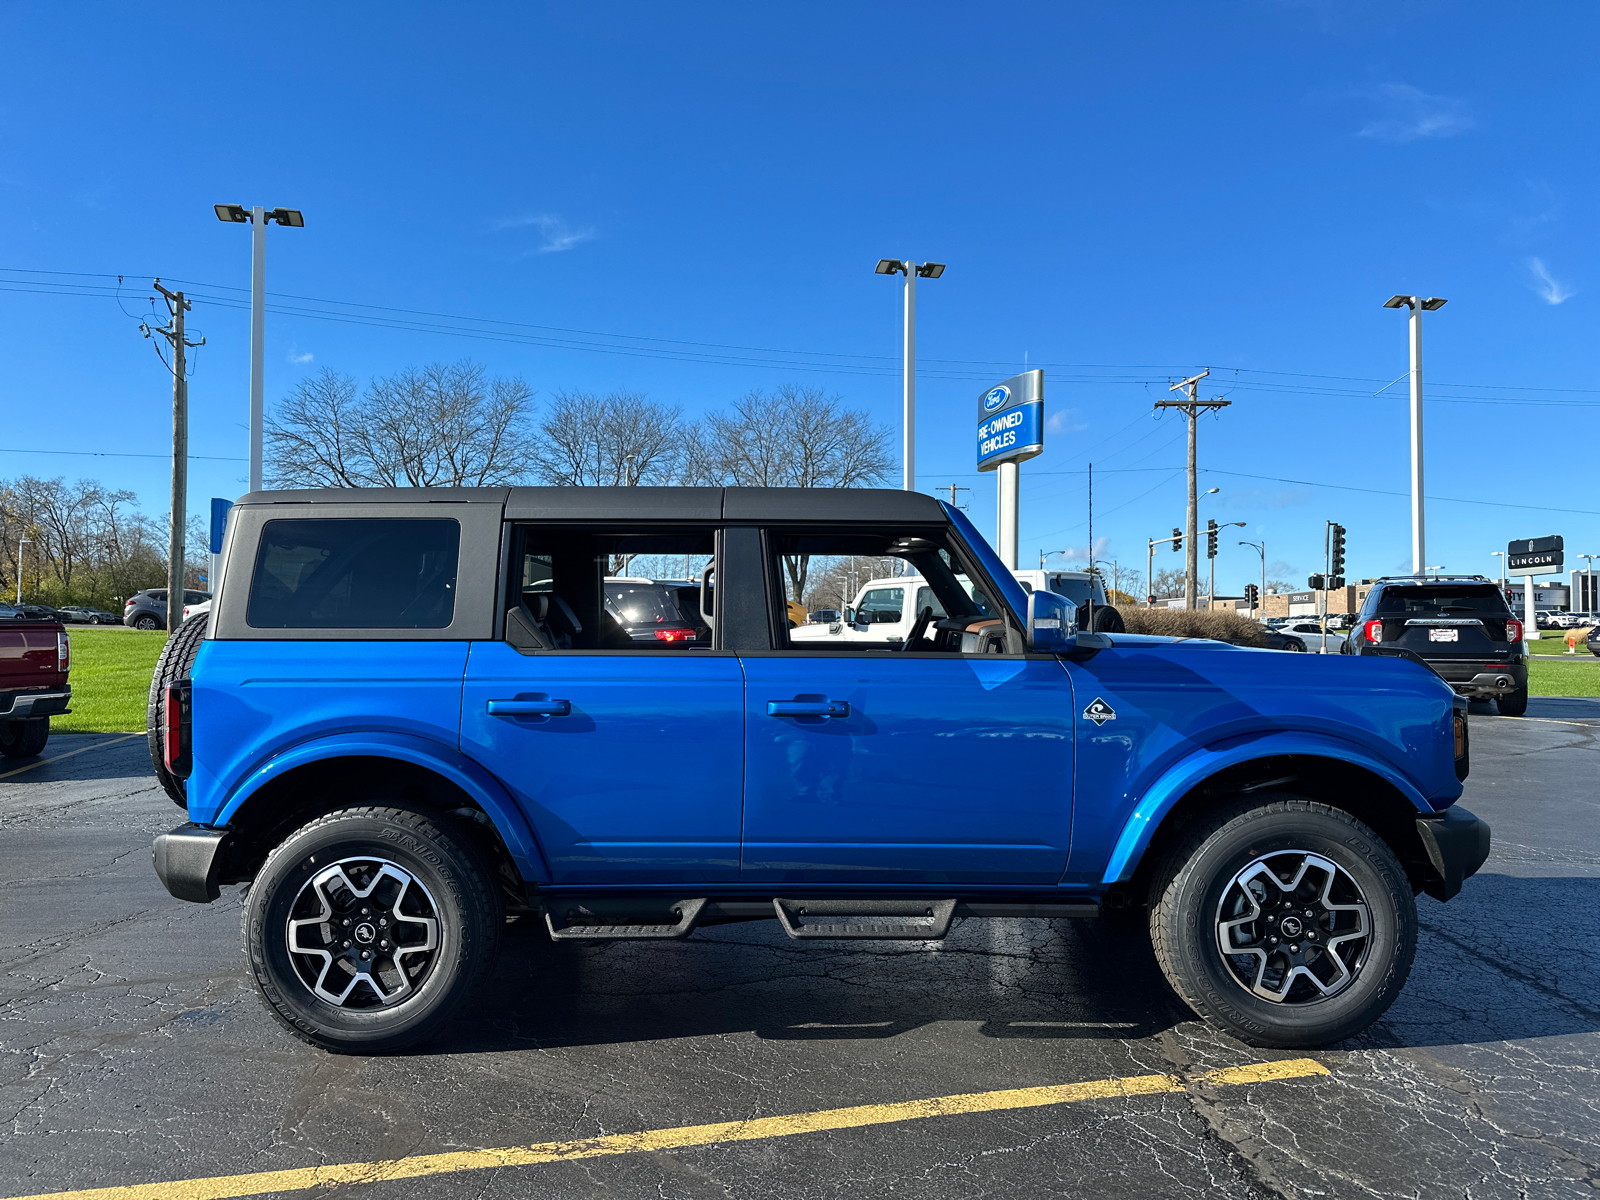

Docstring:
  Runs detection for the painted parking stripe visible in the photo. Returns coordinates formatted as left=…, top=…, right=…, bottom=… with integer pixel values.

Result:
left=0, top=733, right=142, bottom=782
left=2, top=1058, right=1328, bottom=1200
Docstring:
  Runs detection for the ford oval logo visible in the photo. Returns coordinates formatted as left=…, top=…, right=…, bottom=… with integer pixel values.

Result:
left=983, top=386, right=1010, bottom=411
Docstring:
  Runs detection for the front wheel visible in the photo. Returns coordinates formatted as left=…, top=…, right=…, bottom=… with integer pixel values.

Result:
left=1495, top=688, right=1528, bottom=717
left=133, top=615, right=159, bottom=630
left=244, top=806, right=503, bottom=1053
left=1150, top=797, right=1416, bottom=1048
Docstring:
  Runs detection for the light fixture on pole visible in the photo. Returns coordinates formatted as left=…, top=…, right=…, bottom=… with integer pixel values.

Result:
left=1383, top=294, right=1447, bottom=578
left=1490, top=550, right=1507, bottom=591
left=15, top=537, right=29, bottom=605
left=875, top=258, right=945, bottom=492
left=1425, top=564, right=1445, bottom=579
left=217, top=204, right=305, bottom=492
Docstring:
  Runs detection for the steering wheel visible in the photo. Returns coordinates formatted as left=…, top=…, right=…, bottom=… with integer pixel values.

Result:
left=900, top=606, right=935, bottom=651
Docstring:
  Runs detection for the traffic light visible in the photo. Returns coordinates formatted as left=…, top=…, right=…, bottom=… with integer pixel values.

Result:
left=1206, top=518, right=1218, bottom=559
left=1244, top=583, right=1259, bottom=607
left=1330, top=523, right=1346, bottom=580
left=1172, top=527, right=1182, bottom=553
left=1308, top=573, right=1326, bottom=590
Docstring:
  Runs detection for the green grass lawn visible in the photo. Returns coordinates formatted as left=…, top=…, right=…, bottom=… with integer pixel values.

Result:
left=56, top=628, right=169, bottom=733
left=1529, top=656, right=1600, bottom=697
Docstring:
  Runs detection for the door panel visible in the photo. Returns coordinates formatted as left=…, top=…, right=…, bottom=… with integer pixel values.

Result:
left=739, top=655, right=1075, bottom=884
left=462, top=642, right=744, bottom=883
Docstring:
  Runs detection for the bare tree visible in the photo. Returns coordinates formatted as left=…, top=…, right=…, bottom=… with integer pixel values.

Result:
left=696, top=385, right=894, bottom=600
left=532, top=390, right=685, bottom=487
left=267, top=361, right=537, bottom=488
left=0, top=475, right=166, bottom=608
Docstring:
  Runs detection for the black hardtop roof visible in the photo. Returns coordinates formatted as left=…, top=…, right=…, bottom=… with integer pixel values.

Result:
left=234, top=486, right=949, bottom=523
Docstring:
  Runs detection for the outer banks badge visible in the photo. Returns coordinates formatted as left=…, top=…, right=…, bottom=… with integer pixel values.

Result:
left=1083, top=697, right=1117, bottom=726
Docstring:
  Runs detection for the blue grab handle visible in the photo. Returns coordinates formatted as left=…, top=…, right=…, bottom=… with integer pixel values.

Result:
left=488, top=699, right=571, bottom=717
left=767, top=700, right=849, bottom=718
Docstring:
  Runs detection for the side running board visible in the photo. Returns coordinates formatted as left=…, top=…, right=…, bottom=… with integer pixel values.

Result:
left=773, top=898, right=958, bottom=940
left=543, top=897, right=707, bottom=940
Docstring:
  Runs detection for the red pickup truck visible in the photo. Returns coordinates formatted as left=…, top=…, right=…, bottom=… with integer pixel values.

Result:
left=0, top=612, right=71, bottom=759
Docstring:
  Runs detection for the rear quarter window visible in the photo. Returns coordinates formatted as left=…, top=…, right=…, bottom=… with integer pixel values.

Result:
left=247, top=518, right=460, bottom=629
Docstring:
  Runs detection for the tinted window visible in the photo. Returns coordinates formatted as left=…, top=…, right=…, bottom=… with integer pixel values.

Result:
left=1046, top=576, right=1094, bottom=605
left=1375, top=585, right=1508, bottom=616
left=248, top=518, right=460, bottom=629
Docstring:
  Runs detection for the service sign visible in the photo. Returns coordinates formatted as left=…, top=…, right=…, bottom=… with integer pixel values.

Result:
left=976, top=369, right=1045, bottom=472
left=1507, top=534, right=1563, bottom=577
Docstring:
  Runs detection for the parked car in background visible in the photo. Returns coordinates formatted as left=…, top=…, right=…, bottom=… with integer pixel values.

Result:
left=56, top=605, right=117, bottom=625
left=0, top=602, right=18, bottom=620
left=0, top=610, right=69, bottom=759
left=1534, top=610, right=1560, bottom=630
left=1344, top=576, right=1527, bottom=715
left=182, top=599, right=212, bottom=624
left=124, top=588, right=210, bottom=630
left=602, top=578, right=702, bottom=645
left=1277, top=619, right=1348, bottom=654
left=11, top=604, right=62, bottom=622
left=1589, top=626, right=1600, bottom=656
left=1259, top=624, right=1307, bottom=652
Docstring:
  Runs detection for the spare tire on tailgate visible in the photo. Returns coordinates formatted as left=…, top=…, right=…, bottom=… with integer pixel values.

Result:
left=147, top=614, right=209, bottom=807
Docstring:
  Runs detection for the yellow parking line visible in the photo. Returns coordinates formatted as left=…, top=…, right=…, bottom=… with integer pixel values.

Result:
left=2, top=1058, right=1328, bottom=1200
left=0, top=733, right=142, bottom=782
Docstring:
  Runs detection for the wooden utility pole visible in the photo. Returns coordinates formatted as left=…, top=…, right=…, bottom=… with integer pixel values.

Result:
left=1155, top=370, right=1229, bottom=610
left=942, top=483, right=970, bottom=509
left=147, top=281, right=204, bottom=632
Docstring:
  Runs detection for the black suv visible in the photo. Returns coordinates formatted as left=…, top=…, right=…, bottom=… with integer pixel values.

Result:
left=1342, top=577, right=1527, bottom=715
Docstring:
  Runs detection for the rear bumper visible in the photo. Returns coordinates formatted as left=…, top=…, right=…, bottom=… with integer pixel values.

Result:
left=1415, top=806, right=1491, bottom=901
left=0, top=686, right=71, bottom=719
left=152, top=823, right=230, bottom=904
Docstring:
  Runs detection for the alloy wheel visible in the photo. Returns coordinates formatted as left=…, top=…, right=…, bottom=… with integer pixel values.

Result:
left=286, top=856, right=441, bottom=1008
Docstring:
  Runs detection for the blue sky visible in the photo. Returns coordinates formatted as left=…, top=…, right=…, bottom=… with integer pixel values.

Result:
left=2, top=2, right=1595, bottom=593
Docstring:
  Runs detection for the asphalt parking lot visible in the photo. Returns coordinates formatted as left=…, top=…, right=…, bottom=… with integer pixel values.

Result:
left=3, top=700, right=1598, bottom=1200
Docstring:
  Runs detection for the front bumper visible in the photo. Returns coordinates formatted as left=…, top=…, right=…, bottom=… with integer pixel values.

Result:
left=152, top=823, right=230, bottom=903
left=0, top=686, right=72, bottom=719
left=1415, top=806, right=1491, bottom=901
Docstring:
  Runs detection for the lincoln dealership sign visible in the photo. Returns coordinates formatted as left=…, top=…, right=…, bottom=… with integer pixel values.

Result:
left=1507, top=535, right=1563, bottom=577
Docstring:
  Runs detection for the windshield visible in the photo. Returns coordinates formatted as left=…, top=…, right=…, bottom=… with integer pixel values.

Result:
left=1376, top=585, right=1508, bottom=616
left=604, top=581, right=685, bottom=626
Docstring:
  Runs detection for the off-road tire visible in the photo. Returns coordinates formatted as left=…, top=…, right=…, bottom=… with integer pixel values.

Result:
left=1149, top=796, right=1416, bottom=1048
left=146, top=613, right=209, bottom=806
left=1495, top=688, right=1528, bottom=717
left=0, top=717, right=50, bottom=760
left=244, top=806, right=503, bottom=1054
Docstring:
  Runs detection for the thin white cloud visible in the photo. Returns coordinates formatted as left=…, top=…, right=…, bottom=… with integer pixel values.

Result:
left=491, top=213, right=597, bottom=254
left=1356, top=83, right=1473, bottom=143
left=1526, top=257, right=1575, bottom=305
left=287, top=346, right=313, bottom=364
left=1046, top=409, right=1089, bottom=435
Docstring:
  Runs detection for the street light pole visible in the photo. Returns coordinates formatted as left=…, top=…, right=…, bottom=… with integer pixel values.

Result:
left=876, top=259, right=944, bottom=492
left=217, top=204, right=305, bottom=492
left=1384, top=294, right=1447, bottom=577
left=1490, top=550, right=1507, bottom=592
left=15, top=538, right=28, bottom=605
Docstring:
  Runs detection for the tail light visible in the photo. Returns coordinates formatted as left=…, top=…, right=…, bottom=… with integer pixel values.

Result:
left=162, top=679, right=192, bottom=779
left=653, top=628, right=694, bottom=642
left=1505, top=618, right=1523, bottom=642
left=1363, top=619, right=1383, bottom=643
left=124, top=599, right=135, bottom=609
left=57, top=631, right=70, bottom=673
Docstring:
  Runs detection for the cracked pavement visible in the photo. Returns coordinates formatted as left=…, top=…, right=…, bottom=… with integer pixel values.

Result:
left=2, top=700, right=1598, bottom=1199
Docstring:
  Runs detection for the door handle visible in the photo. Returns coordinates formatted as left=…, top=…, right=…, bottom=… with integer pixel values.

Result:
left=767, top=699, right=849, bottom=718
left=487, top=698, right=571, bottom=717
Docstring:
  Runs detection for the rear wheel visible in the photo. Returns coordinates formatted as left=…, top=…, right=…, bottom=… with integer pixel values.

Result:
left=0, top=718, right=49, bottom=760
left=244, top=806, right=503, bottom=1053
left=133, top=615, right=159, bottom=631
left=1495, top=688, right=1528, bottom=717
left=1150, top=797, right=1415, bottom=1048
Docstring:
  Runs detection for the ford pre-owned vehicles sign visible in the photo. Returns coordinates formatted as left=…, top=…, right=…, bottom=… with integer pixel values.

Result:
left=976, top=369, right=1045, bottom=470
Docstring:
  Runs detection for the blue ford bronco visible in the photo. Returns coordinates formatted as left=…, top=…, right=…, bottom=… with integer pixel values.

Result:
left=149, top=486, right=1489, bottom=1053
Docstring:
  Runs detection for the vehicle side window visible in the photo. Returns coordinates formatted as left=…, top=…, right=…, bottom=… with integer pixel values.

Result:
left=767, top=527, right=1008, bottom=654
left=247, top=518, right=460, bottom=629
left=508, top=525, right=715, bottom=651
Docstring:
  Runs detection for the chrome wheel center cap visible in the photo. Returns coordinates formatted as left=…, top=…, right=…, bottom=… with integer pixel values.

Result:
left=1279, top=916, right=1303, bottom=938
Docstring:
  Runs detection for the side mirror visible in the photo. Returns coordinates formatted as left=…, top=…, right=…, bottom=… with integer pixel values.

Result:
left=843, top=607, right=854, bottom=624
left=1028, top=590, right=1075, bottom=652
